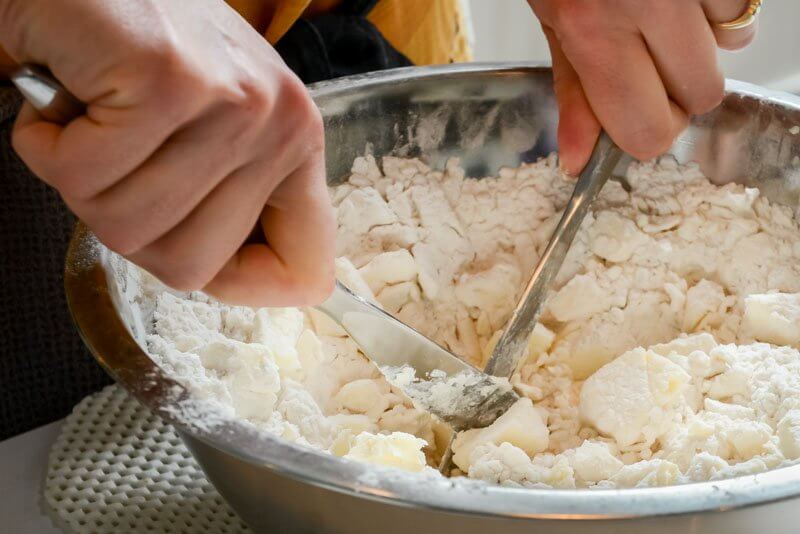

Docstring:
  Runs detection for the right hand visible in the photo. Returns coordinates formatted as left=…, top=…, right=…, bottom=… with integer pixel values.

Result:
left=0, top=0, right=335, bottom=307
left=530, top=0, right=758, bottom=175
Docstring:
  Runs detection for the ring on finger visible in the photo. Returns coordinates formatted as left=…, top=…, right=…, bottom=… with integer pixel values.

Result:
left=715, top=0, right=762, bottom=30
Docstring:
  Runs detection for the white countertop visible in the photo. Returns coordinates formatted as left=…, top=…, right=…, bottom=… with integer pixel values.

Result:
left=0, top=421, right=65, bottom=534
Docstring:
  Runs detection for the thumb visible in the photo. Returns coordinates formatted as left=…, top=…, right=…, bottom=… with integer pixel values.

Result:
left=542, top=25, right=601, bottom=176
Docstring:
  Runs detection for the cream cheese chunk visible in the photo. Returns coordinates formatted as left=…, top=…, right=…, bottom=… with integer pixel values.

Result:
left=579, top=348, right=691, bottom=447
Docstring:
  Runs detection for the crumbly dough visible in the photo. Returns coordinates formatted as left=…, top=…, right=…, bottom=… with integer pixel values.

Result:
left=145, top=153, right=800, bottom=488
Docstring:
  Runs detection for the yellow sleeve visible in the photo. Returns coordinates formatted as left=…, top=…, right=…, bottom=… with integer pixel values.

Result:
left=227, top=0, right=472, bottom=65
left=368, top=0, right=473, bottom=65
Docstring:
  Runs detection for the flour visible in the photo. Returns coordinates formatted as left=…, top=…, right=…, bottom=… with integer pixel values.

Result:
left=139, top=153, right=800, bottom=488
left=380, top=365, right=516, bottom=430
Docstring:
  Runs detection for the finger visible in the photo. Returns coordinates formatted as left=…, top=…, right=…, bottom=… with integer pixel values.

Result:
left=205, top=155, right=335, bottom=307
left=702, top=0, right=759, bottom=50
left=556, top=21, right=682, bottom=160
left=126, top=157, right=277, bottom=295
left=668, top=98, right=690, bottom=141
left=542, top=25, right=601, bottom=176
left=639, top=2, right=724, bottom=116
left=12, top=79, right=205, bottom=199
left=71, top=100, right=276, bottom=255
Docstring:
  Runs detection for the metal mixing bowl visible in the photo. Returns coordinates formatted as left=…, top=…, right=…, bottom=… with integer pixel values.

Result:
left=65, top=64, right=800, bottom=533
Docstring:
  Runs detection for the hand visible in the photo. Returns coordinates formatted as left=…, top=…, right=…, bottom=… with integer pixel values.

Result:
left=0, top=0, right=335, bottom=307
left=529, top=0, right=758, bottom=175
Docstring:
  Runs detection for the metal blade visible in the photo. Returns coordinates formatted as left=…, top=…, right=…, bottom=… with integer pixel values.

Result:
left=317, top=282, right=519, bottom=431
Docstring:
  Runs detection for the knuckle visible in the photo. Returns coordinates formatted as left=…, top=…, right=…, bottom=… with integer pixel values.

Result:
left=84, top=208, right=149, bottom=256
left=622, top=123, right=674, bottom=160
left=550, top=0, right=585, bottom=30
left=292, top=271, right=335, bottom=306
left=551, top=2, right=603, bottom=43
left=284, top=76, right=319, bottom=123
left=135, top=44, right=206, bottom=111
left=685, top=95, right=721, bottom=117
left=150, top=258, right=216, bottom=293
left=95, top=225, right=143, bottom=257
left=235, top=77, right=275, bottom=118
left=219, top=74, right=276, bottom=128
left=68, top=202, right=129, bottom=255
left=53, top=170, right=99, bottom=201
left=685, top=80, right=725, bottom=116
left=287, top=81, right=325, bottom=151
left=305, top=106, right=325, bottom=150
left=300, top=113, right=325, bottom=157
left=313, top=272, right=336, bottom=302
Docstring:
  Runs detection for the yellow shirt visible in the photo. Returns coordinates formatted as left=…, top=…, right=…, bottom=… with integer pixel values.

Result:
left=226, top=0, right=472, bottom=65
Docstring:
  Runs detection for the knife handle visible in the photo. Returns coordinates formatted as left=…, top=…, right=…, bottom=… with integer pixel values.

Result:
left=10, top=64, right=85, bottom=124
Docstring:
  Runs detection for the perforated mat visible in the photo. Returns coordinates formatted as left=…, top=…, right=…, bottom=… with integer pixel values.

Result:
left=44, top=384, right=251, bottom=533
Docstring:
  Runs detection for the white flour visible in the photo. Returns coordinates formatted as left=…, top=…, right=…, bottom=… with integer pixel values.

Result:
left=138, top=153, right=800, bottom=489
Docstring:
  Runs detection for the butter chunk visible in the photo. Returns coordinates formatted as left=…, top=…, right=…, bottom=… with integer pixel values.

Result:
left=253, top=308, right=304, bottom=379
left=336, top=187, right=397, bottom=236
left=580, top=348, right=691, bottom=447
left=376, top=281, right=421, bottom=314
left=466, top=443, right=549, bottom=486
left=610, top=459, right=681, bottom=488
left=452, top=398, right=549, bottom=471
left=527, top=323, right=556, bottom=359
left=588, top=211, right=648, bottom=263
left=335, top=257, right=377, bottom=303
left=358, top=249, right=418, bottom=294
left=744, top=293, right=800, bottom=346
left=199, top=340, right=282, bottom=420
left=344, top=431, right=428, bottom=472
left=334, top=378, right=392, bottom=419
left=650, top=332, right=718, bottom=359
left=547, top=273, right=612, bottom=323
left=778, top=410, right=800, bottom=460
left=720, top=419, right=771, bottom=460
left=569, top=441, right=624, bottom=484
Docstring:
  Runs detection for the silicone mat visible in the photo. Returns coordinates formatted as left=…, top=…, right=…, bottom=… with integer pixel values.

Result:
left=44, top=384, right=251, bottom=533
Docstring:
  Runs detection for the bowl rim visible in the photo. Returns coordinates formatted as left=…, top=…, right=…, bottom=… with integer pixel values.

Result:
left=65, top=62, right=800, bottom=521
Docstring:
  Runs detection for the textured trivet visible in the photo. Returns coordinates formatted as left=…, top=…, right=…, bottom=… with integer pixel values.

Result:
left=44, top=384, right=251, bottom=533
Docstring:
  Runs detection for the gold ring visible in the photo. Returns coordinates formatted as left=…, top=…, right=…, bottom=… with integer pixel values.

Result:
left=716, top=0, right=762, bottom=30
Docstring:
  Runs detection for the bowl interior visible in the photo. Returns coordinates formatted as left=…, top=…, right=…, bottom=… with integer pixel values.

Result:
left=313, top=63, right=800, bottom=210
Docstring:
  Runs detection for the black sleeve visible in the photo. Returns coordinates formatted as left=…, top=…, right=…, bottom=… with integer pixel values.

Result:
left=274, top=0, right=412, bottom=84
left=0, top=86, right=111, bottom=440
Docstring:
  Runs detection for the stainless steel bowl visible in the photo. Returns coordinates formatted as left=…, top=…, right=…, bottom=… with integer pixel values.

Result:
left=65, top=63, right=800, bottom=533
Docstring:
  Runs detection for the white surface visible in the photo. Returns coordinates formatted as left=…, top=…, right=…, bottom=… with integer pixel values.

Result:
left=0, top=421, right=64, bottom=534
left=469, top=0, right=800, bottom=92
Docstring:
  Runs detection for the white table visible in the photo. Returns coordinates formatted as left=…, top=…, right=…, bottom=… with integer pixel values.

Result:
left=0, top=422, right=65, bottom=533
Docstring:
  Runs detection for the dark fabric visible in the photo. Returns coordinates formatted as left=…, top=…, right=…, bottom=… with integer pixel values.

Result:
left=0, top=87, right=112, bottom=440
left=336, top=0, right=380, bottom=15
left=274, top=3, right=412, bottom=84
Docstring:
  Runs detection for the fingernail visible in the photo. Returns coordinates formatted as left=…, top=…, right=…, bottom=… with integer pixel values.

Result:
left=558, top=158, right=576, bottom=177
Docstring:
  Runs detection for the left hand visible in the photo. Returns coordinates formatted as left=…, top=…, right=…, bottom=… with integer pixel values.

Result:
left=529, top=0, right=758, bottom=175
